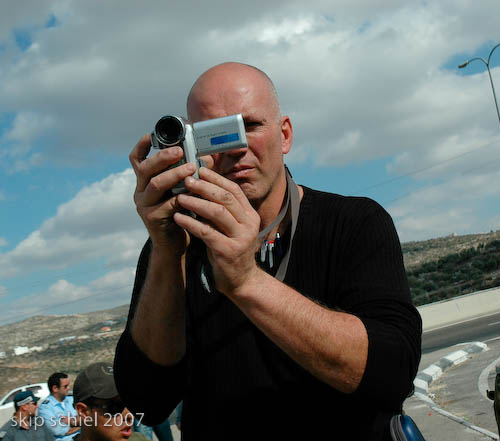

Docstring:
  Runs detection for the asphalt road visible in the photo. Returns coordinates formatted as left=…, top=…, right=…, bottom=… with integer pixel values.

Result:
left=422, top=311, right=500, bottom=353
left=406, top=312, right=500, bottom=440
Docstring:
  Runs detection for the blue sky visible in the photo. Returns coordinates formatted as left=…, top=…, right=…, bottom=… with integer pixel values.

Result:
left=1, top=1, right=500, bottom=325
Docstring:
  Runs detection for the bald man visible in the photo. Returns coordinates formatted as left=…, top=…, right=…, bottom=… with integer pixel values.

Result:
left=114, top=62, right=422, bottom=441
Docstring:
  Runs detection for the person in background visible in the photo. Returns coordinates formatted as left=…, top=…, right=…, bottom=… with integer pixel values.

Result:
left=72, top=362, right=138, bottom=441
left=0, top=391, right=54, bottom=441
left=38, top=373, right=80, bottom=441
left=132, top=402, right=182, bottom=441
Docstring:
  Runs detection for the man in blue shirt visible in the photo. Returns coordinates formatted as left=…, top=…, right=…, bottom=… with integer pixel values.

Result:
left=38, top=373, right=80, bottom=441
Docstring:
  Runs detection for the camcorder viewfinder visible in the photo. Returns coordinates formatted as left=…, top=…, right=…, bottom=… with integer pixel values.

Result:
left=151, top=113, right=248, bottom=194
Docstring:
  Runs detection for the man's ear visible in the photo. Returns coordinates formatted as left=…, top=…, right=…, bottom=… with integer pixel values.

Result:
left=75, top=402, right=89, bottom=418
left=280, top=116, right=293, bottom=155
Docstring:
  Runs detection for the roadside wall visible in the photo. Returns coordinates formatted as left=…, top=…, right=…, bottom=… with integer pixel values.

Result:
left=418, top=286, right=500, bottom=331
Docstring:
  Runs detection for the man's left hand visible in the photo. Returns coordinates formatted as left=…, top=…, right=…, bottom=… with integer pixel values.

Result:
left=173, top=167, right=261, bottom=295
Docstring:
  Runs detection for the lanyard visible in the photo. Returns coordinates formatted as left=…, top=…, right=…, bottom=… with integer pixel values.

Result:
left=257, top=167, right=300, bottom=282
left=200, top=166, right=300, bottom=291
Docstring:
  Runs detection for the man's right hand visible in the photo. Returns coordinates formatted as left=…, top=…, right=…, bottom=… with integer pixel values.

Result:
left=129, top=134, right=197, bottom=256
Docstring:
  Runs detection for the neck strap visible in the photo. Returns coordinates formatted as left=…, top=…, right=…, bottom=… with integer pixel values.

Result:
left=257, top=167, right=300, bottom=282
left=200, top=167, right=300, bottom=292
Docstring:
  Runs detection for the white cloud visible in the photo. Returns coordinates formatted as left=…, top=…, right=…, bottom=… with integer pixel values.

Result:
left=1, top=1, right=499, bottom=173
left=1, top=0, right=500, bottom=323
left=389, top=168, right=500, bottom=242
left=0, top=267, right=135, bottom=324
left=4, top=112, right=55, bottom=144
left=0, top=168, right=147, bottom=278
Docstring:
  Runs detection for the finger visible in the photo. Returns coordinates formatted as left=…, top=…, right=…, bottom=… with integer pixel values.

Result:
left=138, top=161, right=196, bottom=207
left=199, top=154, right=215, bottom=170
left=133, top=145, right=185, bottom=194
left=176, top=193, right=238, bottom=237
left=173, top=211, right=229, bottom=251
left=138, top=197, right=184, bottom=235
left=129, top=133, right=152, bottom=170
left=183, top=171, right=252, bottom=224
left=198, top=167, right=253, bottom=210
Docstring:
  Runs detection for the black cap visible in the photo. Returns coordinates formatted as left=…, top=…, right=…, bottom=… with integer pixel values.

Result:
left=14, top=391, right=40, bottom=407
left=73, top=362, right=118, bottom=404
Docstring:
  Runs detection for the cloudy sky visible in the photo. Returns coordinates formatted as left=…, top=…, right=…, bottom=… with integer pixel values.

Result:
left=1, top=0, right=500, bottom=325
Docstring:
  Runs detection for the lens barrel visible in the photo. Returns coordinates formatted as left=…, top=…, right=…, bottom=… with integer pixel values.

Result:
left=154, top=116, right=185, bottom=147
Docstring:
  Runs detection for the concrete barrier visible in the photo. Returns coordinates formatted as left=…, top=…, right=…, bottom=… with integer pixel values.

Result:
left=418, top=286, right=500, bottom=331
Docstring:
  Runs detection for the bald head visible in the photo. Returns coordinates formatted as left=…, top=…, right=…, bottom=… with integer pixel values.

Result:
left=184, top=62, right=293, bottom=212
left=187, top=62, right=281, bottom=123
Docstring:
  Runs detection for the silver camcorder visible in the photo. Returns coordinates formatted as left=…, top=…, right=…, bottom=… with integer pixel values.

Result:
left=151, top=113, right=248, bottom=194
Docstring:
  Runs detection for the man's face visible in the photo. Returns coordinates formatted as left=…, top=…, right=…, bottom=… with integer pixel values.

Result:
left=188, top=66, right=292, bottom=208
left=55, top=378, right=71, bottom=399
left=77, top=397, right=133, bottom=441
left=24, top=400, right=38, bottom=417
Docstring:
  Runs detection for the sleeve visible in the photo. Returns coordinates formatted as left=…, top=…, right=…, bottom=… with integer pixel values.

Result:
left=43, top=423, right=56, bottom=441
left=336, top=199, right=422, bottom=409
left=38, top=404, right=69, bottom=437
left=114, top=239, right=187, bottom=426
left=1, top=424, right=13, bottom=441
left=2, top=430, right=12, bottom=441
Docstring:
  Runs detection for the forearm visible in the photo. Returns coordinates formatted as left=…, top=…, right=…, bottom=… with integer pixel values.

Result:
left=228, top=268, right=368, bottom=394
left=131, top=246, right=186, bottom=365
left=65, top=427, right=80, bottom=435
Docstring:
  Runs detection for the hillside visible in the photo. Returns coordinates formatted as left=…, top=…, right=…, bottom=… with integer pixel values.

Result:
left=403, top=230, right=500, bottom=269
left=405, top=233, right=500, bottom=306
left=1, top=229, right=500, bottom=397
left=0, top=306, right=129, bottom=398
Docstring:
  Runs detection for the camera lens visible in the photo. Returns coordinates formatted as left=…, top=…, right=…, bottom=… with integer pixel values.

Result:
left=154, top=116, right=185, bottom=147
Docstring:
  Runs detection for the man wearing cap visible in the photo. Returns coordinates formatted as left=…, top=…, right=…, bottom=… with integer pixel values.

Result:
left=72, top=362, right=135, bottom=441
left=38, top=373, right=80, bottom=441
left=0, top=391, right=54, bottom=441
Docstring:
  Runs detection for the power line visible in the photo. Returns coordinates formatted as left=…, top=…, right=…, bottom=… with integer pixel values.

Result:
left=2, top=136, right=500, bottom=321
left=352, top=138, right=499, bottom=194
left=383, top=152, right=500, bottom=207
left=0, top=283, right=132, bottom=326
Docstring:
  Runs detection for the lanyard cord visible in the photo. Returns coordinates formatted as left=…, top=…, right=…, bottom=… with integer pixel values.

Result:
left=274, top=167, right=300, bottom=281
left=256, top=166, right=299, bottom=282
left=200, top=166, right=300, bottom=291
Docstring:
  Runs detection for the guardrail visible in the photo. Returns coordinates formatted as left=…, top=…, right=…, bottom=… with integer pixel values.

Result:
left=418, top=286, right=500, bottom=331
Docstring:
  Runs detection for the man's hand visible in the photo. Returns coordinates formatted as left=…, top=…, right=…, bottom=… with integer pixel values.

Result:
left=173, top=167, right=262, bottom=295
left=129, top=134, right=198, bottom=256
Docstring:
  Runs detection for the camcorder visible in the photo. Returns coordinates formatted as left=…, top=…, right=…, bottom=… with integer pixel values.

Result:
left=151, top=113, right=248, bottom=194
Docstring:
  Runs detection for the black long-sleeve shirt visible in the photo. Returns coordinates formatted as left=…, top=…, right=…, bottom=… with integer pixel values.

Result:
left=114, top=186, right=422, bottom=441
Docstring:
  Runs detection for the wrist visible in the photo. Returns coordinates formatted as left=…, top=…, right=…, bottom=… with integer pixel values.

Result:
left=227, top=264, right=267, bottom=300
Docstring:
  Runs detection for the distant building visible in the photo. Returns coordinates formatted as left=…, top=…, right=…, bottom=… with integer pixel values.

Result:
left=0, top=351, right=6, bottom=359
left=100, top=326, right=111, bottom=332
left=57, top=336, right=76, bottom=343
left=14, top=346, right=29, bottom=355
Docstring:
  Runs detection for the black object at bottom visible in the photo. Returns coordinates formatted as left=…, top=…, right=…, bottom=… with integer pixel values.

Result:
left=389, top=414, right=426, bottom=441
